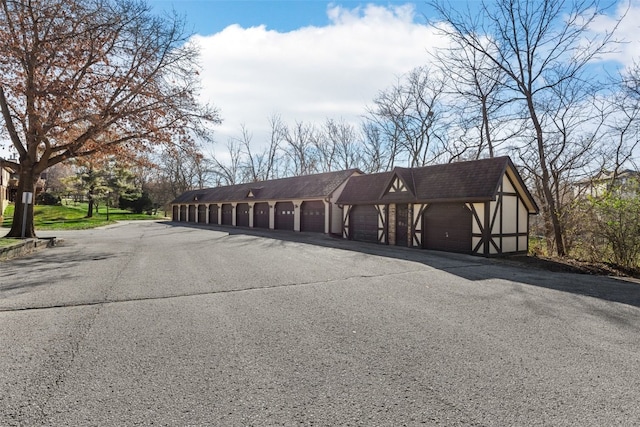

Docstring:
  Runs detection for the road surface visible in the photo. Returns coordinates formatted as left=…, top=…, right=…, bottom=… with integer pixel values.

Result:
left=1, top=221, right=639, bottom=426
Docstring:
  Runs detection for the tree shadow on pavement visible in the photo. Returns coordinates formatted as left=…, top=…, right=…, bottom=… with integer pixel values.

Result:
left=0, top=247, right=117, bottom=296
left=167, top=221, right=640, bottom=309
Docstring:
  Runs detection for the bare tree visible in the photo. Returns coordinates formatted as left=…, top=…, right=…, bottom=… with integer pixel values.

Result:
left=313, top=125, right=337, bottom=173
left=325, top=118, right=361, bottom=170
left=360, top=122, right=388, bottom=173
left=236, top=118, right=285, bottom=182
left=263, top=114, right=286, bottom=180
left=282, top=121, right=318, bottom=176
left=433, top=40, right=512, bottom=160
left=367, top=66, right=449, bottom=168
left=604, top=62, right=640, bottom=180
left=430, top=0, right=622, bottom=256
left=156, top=144, right=212, bottom=196
left=234, top=124, right=260, bottom=183
left=211, top=139, right=242, bottom=186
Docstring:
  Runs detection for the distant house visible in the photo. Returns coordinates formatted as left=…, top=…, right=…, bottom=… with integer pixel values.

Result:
left=574, top=169, right=640, bottom=198
left=1, top=160, right=16, bottom=216
left=0, top=157, right=48, bottom=207
left=171, top=157, right=539, bottom=257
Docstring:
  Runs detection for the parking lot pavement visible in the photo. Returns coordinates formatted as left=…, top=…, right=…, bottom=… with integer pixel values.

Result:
left=1, top=221, right=639, bottom=426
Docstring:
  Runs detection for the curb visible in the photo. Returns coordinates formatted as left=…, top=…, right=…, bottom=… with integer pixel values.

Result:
left=0, top=237, right=57, bottom=261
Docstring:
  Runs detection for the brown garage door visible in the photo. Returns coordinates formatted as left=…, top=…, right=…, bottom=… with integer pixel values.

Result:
left=179, top=205, right=187, bottom=222
left=188, top=205, right=196, bottom=222
left=254, top=202, right=270, bottom=229
left=236, top=203, right=250, bottom=227
left=221, top=204, right=233, bottom=225
left=197, top=205, right=206, bottom=223
left=172, top=205, right=179, bottom=221
left=209, top=204, right=219, bottom=224
left=422, top=203, right=472, bottom=253
left=350, top=204, right=379, bottom=243
left=275, top=202, right=294, bottom=230
left=301, top=201, right=325, bottom=233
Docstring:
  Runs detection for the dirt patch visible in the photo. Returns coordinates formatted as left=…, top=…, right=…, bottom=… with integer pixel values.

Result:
left=502, top=255, right=640, bottom=281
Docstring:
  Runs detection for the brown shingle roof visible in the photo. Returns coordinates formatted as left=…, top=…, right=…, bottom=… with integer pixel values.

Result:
left=401, top=156, right=507, bottom=201
left=335, top=171, right=394, bottom=205
left=171, top=169, right=360, bottom=204
left=338, top=157, right=535, bottom=209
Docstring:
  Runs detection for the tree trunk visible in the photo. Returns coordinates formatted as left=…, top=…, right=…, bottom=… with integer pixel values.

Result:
left=86, top=185, right=95, bottom=218
left=528, top=100, right=566, bottom=256
left=5, top=168, right=36, bottom=238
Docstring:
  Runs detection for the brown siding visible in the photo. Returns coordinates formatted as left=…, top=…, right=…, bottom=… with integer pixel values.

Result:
left=236, top=203, right=250, bottom=227
left=209, top=204, right=219, bottom=224
left=423, top=203, right=472, bottom=253
left=350, top=205, right=379, bottom=243
left=301, top=201, right=325, bottom=233
left=275, top=202, right=294, bottom=230
left=221, top=204, right=233, bottom=225
left=254, top=202, right=270, bottom=229
left=197, top=205, right=207, bottom=223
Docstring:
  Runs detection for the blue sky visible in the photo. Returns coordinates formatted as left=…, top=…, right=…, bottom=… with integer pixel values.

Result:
left=148, top=0, right=433, bottom=34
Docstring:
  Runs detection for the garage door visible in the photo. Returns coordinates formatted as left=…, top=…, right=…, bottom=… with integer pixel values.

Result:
left=422, top=203, right=472, bottom=253
left=221, top=204, right=233, bottom=225
left=179, top=205, right=187, bottom=222
left=274, top=202, right=294, bottom=230
left=301, top=201, right=325, bottom=233
left=209, top=204, right=218, bottom=225
left=197, top=205, right=206, bottom=223
left=254, top=202, right=270, bottom=229
left=350, top=205, right=379, bottom=243
left=188, top=205, right=196, bottom=222
left=172, top=206, right=179, bottom=221
left=236, top=203, right=250, bottom=227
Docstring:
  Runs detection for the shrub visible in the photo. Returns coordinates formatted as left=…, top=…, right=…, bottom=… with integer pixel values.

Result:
left=589, top=189, right=640, bottom=269
left=119, top=192, right=153, bottom=214
left=36, top=192, right=61, bottom=206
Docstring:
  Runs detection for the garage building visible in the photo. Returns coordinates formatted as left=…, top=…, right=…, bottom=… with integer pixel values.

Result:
left=171, top=169, right=360, bottom=234
left=171, top=156, right=538, bottom=256
left=336, top=156, right=539, bottom=256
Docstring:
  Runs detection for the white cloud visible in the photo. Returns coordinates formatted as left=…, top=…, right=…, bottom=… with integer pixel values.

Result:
left=194, top=3, right=447, bottom=153
left=590, top=0, right=640, bottom=67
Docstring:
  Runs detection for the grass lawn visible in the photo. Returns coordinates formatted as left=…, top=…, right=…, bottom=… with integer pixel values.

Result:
left=2, top=202, right=166, bottom=232
left=0, top=238, right=19, bottom=247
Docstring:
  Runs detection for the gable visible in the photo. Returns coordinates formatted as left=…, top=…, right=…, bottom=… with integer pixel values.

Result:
left=387, top=176, right=408, bottom=193
left=379, top=169, right=416, bottom=202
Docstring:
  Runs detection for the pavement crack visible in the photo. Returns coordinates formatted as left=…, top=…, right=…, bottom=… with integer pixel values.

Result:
left=0, top=269, right=430, bottom=313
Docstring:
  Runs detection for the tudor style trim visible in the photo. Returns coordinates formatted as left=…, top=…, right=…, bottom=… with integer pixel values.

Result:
left=375, top=204, right=387, bottom=244
left=411, top=203, right=428, bottom=247
left=387, top=176, right=408, bottom=193
left=342, top=204, right=352, bottom=239
left=172, top=157, right=539, bottom=257
left=470, top=172, right=531, bottom=256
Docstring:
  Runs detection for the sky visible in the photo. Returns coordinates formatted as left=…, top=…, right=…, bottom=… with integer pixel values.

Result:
left=146, top=0, right=451, bottom=157
left=143, top=0, right=638, bottom=160
left=1, top=0, right=638, bottom=160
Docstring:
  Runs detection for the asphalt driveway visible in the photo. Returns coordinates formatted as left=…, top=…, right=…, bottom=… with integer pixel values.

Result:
left=1, top=221, right=639, bottom=426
